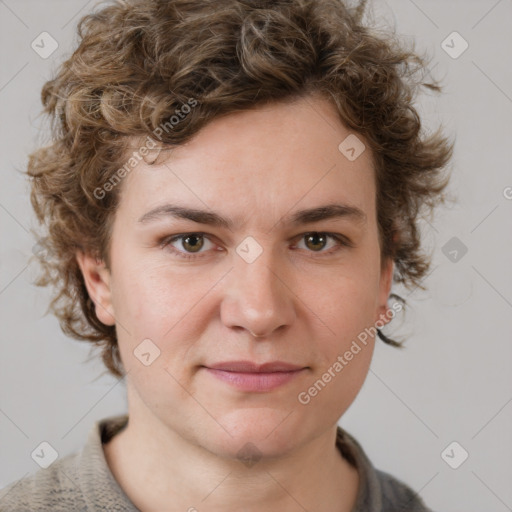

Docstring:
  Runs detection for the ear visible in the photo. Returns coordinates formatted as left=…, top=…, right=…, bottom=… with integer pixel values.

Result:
left=374, top=256, right=394, bottom=326
left=75, top=250, right=116, bottom=326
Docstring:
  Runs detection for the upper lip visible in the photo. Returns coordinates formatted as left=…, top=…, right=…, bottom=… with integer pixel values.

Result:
left=205, top=360, right=306, bottom=373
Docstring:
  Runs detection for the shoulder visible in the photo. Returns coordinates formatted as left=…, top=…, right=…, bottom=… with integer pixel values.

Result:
left=335, top=426, right=434, bottom=512
left=375, top=468, right=434, bottom=511
left=0, top=451, right=86, bottom=512
left=1, top=414, right=131, bottom=512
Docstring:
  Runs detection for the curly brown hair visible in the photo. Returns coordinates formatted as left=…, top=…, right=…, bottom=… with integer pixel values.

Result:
left=27, top=0, right=454, bottom=378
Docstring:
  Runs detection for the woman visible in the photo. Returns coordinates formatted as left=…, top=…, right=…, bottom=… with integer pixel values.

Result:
left=0, top=0, right=453, bottom=510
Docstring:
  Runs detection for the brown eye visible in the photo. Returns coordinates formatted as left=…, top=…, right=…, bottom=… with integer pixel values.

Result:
left=181, top=234, right=204, bottom=253
left=161, top=232, right=215, bottom=259
left=304, top=232, right=328, bottom=252
left=293, top=232, right=350, bottom=257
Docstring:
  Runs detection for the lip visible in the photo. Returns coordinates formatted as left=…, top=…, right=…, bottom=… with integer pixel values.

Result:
left=206, top=360, right=306, bottom=373
left=202, top=360, right=308, bottom=392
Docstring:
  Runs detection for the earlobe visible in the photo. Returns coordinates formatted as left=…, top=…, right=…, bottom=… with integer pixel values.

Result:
left=75, top=250, right=116, bottom=326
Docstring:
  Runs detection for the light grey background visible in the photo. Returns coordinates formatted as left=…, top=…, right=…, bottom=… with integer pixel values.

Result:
left=1, top=1, right=511, bottom=510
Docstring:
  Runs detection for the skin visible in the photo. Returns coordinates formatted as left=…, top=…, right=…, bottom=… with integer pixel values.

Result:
left=76, top=93, right=394, bottom=512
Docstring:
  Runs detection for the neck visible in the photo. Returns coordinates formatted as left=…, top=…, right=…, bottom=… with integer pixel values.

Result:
left=103, top=409, right=359, bottom=512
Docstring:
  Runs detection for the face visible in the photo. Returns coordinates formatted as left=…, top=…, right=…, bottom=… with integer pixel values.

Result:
left=77, top=94, right=394, bottom=459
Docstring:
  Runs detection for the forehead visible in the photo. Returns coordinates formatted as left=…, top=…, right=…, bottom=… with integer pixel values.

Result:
left=117, top=95, right=376, bottom=229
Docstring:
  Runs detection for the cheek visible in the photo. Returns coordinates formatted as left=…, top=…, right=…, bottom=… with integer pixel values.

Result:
left=314, top=264, right=381, bottom=410
left=297, top=283, right=376, bottom=420
left=112, top=259, right=202, bottom=325
left=301, top=267, right=380, bottom=345
left=112, top=270, right=169, bottom=334
left=110, top=262, right=218, bottom=373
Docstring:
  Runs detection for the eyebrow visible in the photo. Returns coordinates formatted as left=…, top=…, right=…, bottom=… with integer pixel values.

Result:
left=137, top=203, right=367, bottom=229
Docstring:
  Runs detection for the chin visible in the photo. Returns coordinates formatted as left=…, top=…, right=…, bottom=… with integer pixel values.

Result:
left=204, top=408, right=308, bottom=461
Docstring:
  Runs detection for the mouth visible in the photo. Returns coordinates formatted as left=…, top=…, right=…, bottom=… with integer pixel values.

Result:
left=201, top=360, right=308, bottom=392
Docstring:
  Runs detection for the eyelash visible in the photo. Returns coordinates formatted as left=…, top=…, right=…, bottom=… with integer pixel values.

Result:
left=159, top=232, right=352, bottom=260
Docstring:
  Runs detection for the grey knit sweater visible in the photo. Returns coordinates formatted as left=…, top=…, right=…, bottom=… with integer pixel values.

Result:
left=0, top=415, right=432, bottom=511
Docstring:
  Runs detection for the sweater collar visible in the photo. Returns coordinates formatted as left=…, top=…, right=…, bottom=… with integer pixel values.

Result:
left=79, top=414, right=137, bottom=511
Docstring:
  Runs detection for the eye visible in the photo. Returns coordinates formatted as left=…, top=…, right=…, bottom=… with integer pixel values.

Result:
left=160, top=232, right=216, bottom=260
left=292, top=232, right=351, bottom=256
left=160, top=231, right=352, bottom=261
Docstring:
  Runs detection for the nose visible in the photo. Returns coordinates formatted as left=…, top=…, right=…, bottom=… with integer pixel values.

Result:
left=220, top=245, right=296, bottom=338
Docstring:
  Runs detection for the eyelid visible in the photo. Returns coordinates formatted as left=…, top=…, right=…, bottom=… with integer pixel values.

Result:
left=159, top=232, right=217, bottom=259
left=292, top=231, right=354, bottom=248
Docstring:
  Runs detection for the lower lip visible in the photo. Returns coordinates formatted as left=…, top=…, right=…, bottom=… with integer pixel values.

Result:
left=203, top=368, right=306, bottom=392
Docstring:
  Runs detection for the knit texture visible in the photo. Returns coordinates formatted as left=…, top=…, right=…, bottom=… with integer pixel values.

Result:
left=0, top=415, right=432, bottom=511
